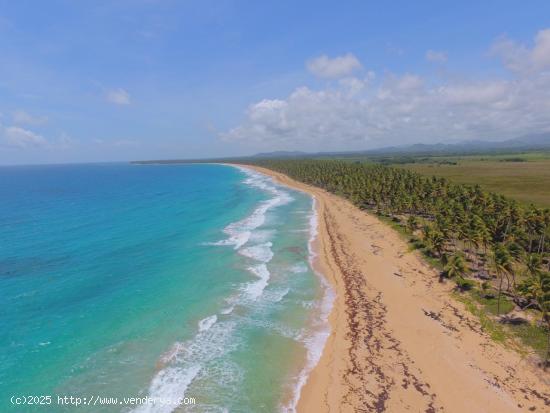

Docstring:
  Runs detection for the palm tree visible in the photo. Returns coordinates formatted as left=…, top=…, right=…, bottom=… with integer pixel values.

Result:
left=431, top=230, right=446, bottom=258
left=407, top=215, right=418, bottom=234
left=521, top=271, right=550, bottom=368
left=251, top=158, right=550, bottom=354
left=492, top=244, right=514, bottom=315
left=445, top=253, right=467, bottom=279
left=422, top=225, right=435, bottom=254
left=525, top=253, right=542, bottom=278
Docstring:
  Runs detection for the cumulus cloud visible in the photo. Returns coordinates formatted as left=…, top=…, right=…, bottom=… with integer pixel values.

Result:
left=492, top=28, right=550, bottom=73
left=223, top=29, right=550, bottom=151
left=337, top=72, right=375, bottom=96
left=426, top=50, right=447, bottom=63
left=438, top=81, right=509, bottom=105
left=0, top=125, right=47, bottom=148
left=12, top=110, right=48, bottom=125
left=106, top=88, right=131, bottom=105
left=307, top=53, right=362, bottom=78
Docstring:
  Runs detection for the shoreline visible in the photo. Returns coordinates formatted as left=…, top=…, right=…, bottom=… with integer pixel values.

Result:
left=239, top=164, right=550, bottom=413
left=230, top=163, right=335, bottom=412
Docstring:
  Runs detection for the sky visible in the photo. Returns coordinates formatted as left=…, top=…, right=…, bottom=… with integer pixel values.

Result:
left=1, top=0, right=550, bottom=164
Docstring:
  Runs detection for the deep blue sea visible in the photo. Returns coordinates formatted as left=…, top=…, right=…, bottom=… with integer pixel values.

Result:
left=0, top=163, right=332, bottom=412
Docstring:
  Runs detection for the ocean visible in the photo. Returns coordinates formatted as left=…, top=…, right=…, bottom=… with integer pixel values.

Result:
left=0, top=163, right=333, bottom=412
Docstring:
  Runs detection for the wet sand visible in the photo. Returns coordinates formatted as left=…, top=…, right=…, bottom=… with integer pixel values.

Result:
left=242, top=164, right=550, bottom=413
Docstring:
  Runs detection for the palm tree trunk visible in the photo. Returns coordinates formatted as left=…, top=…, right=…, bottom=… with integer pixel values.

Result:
left=497, top=272, right=503, bottom=315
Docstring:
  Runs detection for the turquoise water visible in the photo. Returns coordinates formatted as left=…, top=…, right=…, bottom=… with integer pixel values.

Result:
left=0, top=163, right=332, bottom=412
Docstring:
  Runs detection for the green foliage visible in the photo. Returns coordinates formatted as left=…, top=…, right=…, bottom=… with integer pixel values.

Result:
left=244, top=159, right=550, bottom=364
left=509, top=322, right=549, bottom=359
left=396, top=155, right=550, bottom=208
left=472, top=290, right=515, bottom=315
left=406, top=215, right=418, bottom=233
left=456, top=291, right=547, bottom=358
left=453, top=292, right=508, bottom=344
left=519, top=271, right=550, bottom=311
left=445, top=254, right=467, bottom=279
left=456, top=276, right=475, bottom=291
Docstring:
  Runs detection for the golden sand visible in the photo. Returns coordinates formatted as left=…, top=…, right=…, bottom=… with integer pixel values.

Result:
left=243, top=165, right=549, bottom=413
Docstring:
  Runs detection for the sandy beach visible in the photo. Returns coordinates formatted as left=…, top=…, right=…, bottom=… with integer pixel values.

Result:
left=242, top=165, right=550, bottom=413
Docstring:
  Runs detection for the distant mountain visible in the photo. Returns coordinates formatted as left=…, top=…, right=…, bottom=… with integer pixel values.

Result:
left=252, top=150, right=308, bottom=158
left=506, top=133, right=550, bottom=147
left=249, top=134, right=550, bottom=160
left=133, top=133, right=550, bottom=165
left=363, top=133, right=550, bottom=156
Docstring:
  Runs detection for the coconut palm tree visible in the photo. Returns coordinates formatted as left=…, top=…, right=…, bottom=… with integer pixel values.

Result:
left=250, top=158, right=549, bottom=321
left=491, top=244, right=514, bottom=315
left=445, top=253, right=467, bottom=279
left=521, top=271, right=550, bottom=368
left=525, top=254, right=543, bottom=278
left=407, top=215, right=418, bottom=234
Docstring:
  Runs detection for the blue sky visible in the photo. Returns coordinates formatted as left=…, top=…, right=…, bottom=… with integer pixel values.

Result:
left=1, top=1, right=550, bottom=164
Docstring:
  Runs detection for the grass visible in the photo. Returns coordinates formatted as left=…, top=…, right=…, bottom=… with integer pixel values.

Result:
left=454, top=289, right=548, bottom=359
left=360, top=188, right=548, bottom=360
left=509, top=322, right=548, bottom=358
left=381, top=216, right=548, bottom=359
left=452, top=291, right=509, bottom=345
left=391, top=151, right=550, bottom=208
left=375, top=214, right=445, bottom=270
left=471, top=289, right=515, bottom=315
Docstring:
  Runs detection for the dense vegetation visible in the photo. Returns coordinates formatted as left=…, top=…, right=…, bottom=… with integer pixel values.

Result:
left=392, top=152, right=550, bottom=208
left=245, top=159, right=550, bottom=367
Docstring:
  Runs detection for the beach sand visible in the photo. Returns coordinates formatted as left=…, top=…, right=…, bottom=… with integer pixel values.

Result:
left=242, top=165, right=550, bottom=413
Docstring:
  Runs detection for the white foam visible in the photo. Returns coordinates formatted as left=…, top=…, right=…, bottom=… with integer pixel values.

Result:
left=137, top=167, right=338, bottom=412
left=249, top=229, right=275, bottom=243
left=208, top=167, right=293, bottom=250
left=289, top=262, right=308, bottom=274
left=132, top=365, right=201, bottom=413
left=266, top=287, right=290, bottom=303
left=220, top=306, right=235, bottom=315
left=239, top=242, right=274, bottom=263
left=198, top=315, right=218, bottom=332
left=283, top=197, right=336, bottom=413
left=243, top=264, right=270, bottom=300
left=159, top=342, right=185, bottom=365
left=308, top=198, right=319, bottom=249
left=136, top=315, right=242, bottom=413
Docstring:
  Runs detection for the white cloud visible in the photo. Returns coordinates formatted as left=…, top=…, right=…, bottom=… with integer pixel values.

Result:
left=1, top=125, right=47, bottom=148
left=106, top=88, right=131, bottom=105
left=338, top=71, right=376, bottom=96
left=426, top=50, right=447, bottom=63
left=492, top=28, right=550, bottom=73
left=394, top=74, right=423, bottom=90
left=222, top=86, right=370, bottom=148
left=223, top=29, right=550, bottom=152
left=439, top=81, right=508, bottom=105
left=532, top=29, right=550, bottom=68
left=306, top=53, right=362, bottom=78
left=12, top=110, right=48, bottom=125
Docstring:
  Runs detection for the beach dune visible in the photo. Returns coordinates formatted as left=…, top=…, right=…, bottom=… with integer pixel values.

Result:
left=244, top=165, right=550, bottom=413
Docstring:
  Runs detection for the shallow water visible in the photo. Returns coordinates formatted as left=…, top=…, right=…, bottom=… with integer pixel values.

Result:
left=0, top=163, right=332, bottom=412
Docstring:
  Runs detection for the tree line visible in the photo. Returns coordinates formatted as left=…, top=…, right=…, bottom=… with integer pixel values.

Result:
left=244, top=159, right=550, bottom=366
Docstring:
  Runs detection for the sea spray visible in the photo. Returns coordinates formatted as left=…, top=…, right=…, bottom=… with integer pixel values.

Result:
left=284, top=196, right=336, bottom=413
left=0, top=163, right=333, bottom=413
